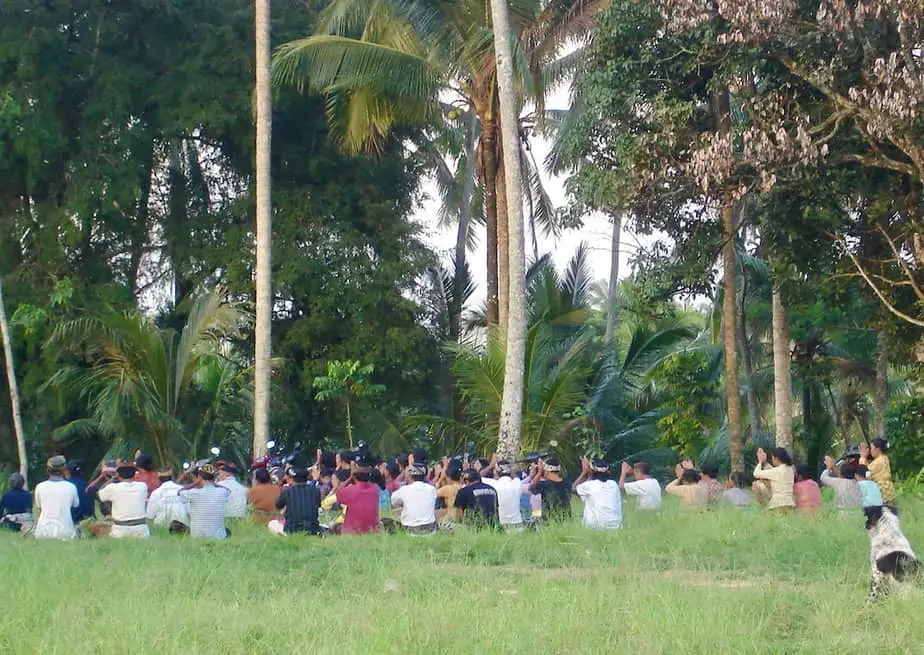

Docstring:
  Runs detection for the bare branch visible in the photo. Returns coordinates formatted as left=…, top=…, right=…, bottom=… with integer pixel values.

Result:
left=874, top=223, right=924, bottom=302
left=832, top=234, right=924, bottom=329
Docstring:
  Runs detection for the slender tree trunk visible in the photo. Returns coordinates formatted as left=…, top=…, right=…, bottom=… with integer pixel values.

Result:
left=771, top=286, right=793, bottom=450
left=479, top=113, right=500, bottom=326
left=252, top=0, right=272, bottom=460
left=712, top=86, right=743, bottom=473
left=737, top=267, right=760, bottom=436
left=874, top=330, right=888, bottom=441
left=129, top=139, right=155, bottom=301
left=450, top=115, right=477, bottom=343
left=345, top=401, right=353, bottom=449
left=604, top=212, right=622, bottom=347
left=490, top=0, right=527, bottom=460
left=497, top=158, right=510, bottom=329
left=0, top=279, right=28, bottom=486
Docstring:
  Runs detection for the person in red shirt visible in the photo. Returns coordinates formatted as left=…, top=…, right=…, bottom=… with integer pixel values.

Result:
left=794, top=464, right=821, bottom=513
left=133, top=452, right=161, bottom=496
left=335, top=458, right=380, bottom=534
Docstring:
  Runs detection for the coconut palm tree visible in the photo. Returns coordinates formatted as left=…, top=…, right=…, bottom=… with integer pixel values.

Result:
left=253, top=0, right=273, bottom=461
left=45, top=289, right=245, bottom=465
left=273, top=0, right=606, bottom=327
left=0, top=278, right=27, bottom=485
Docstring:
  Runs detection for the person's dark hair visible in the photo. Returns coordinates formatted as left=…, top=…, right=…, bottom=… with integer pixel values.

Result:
left=135, top=453, right=154, bottom=472
left=633, top=461, right=651, bottom=476
left=353, top=470, right=371, bottom=483
left=219, top=462, right=238, bottom=475
left=320, top=451, right=337, bottom=470
left=728, top=471, right=748, bottom=489
left=854, top=464, right=869, bottom=479
left=339, top=450, right=355, bottom=465
left=320, top=466, right=333, bottom=479
left=839, top=463, right=857, bottom=479
left=795, top=464, right=814, bottom=482
left=871, top=438, right=890, bottom=453
left=771, top=447, right=793, bottom=466
left=385, top=462, right=400, bottom=479
left=9, top=472, right=25, bottom=489
left=116, top=465, right=137, bottom=480
left=412, top=448, right=429, bottom=464
left=410, top=469, right=427, bottom=482
left=462, top=469, right=481, bottom=484
left=680, top=469, right=701, bottom=484
left=254, top=468, right=271, bottom=484
left=370, top=468, right=386, bottom=490
left=157, top=466, right=174, bottom=482
left=701, top=465, right=719, bottom=479
left=335, top=469, right=351, bottom=483
left=291, top=468, right=309, bottom=483
left=447, top=466, right=462, bottom=482
left=67, top=460, right=83, bottom=477
left=199, top=468, right=216, bottom=482
left=397, top=454, right=409, bottom=469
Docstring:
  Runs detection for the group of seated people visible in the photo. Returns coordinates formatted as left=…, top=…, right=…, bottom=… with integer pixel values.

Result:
left=663, top=439, right=897, bottom=516
left=0, top=438, right=902, bottom=542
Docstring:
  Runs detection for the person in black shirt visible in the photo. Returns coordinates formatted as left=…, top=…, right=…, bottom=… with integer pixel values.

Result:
left=275, top=468, right=321, bottom=535
left=0, top=473, right=33, bottom=531
left=66, top=460, right=95, bottom=523
left=528, top=457, right=572, bottom=522
left=454, top=469, right=499, bottom=528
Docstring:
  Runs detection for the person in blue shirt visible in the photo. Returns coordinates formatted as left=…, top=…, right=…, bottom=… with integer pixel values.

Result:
left=66, top=460, right=95, bottom=522
left=1, top=472, right=33, bottom=531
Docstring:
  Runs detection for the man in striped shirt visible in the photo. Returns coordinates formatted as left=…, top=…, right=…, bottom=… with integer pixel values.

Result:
left=179, top=464, right=229, bottom=539
left=273, top=468, right=321, bottom=535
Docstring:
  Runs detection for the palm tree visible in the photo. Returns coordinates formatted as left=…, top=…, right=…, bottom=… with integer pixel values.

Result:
left=489, top=0, right=529, bottom=459
left=253, top=0, right=273, bottom=461
left=0, top=279, right=28, bottom=485
left=46, top=289, right=245, bottom=464
left=272, top=0, right=604, bottom=327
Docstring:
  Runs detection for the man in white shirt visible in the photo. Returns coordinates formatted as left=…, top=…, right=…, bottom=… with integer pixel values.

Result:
left=390, top=464, right=437, bottom=534
left=217, top=464, right=248, bottom=519
left=619, top=461, right=662, bottom=510
left=146, top=467, right=189, bottom=529
left=481, top=459, right=525, bottom=531
left=33, top=456, right=79, bottom=540
left=97, top=464, right=150, bottom=538
left=573, top=458, right=622, bottom=530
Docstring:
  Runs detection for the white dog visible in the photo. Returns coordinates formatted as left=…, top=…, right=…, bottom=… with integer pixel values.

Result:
left=865, top=506, right=919, bottom=601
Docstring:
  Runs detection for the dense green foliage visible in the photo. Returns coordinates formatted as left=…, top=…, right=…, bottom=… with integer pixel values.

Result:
left=1, top=0, right=923, bottom=481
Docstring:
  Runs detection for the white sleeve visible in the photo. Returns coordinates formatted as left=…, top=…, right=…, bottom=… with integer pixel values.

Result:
left=71, top=485, right=79, bottom=508
left=623, top=481, right=643, bottom=496
left=575, top=481, right=590, bottom=498
left=146, top=489, right=162, bottom=519
left=34, top=487, right=42, bottom=510
left=98, top=484, right=114, bottom=502
left=390, top=487, right=404, bottom=508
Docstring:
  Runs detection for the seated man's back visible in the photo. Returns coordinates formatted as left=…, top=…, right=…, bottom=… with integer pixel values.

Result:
left=276, top=472, right=321, bottom=534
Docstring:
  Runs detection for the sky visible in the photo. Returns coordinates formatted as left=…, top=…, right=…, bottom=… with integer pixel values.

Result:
left=411, top=101, right=648, bottom=307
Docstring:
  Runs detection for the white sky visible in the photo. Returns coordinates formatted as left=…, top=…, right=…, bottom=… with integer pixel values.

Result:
left=412, top=88, right=648, bottom=307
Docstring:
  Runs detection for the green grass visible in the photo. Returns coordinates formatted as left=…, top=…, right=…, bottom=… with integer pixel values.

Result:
left=2, top=501, right=922, bottom=654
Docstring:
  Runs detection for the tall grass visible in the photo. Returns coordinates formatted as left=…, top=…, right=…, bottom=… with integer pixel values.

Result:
left=1, top=501, right=922, bottom=654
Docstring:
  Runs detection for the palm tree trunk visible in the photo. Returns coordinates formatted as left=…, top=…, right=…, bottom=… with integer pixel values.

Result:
left=497, top=158, right=510, bottom=329
left=0, top=279, right=28, bottom=486
left=479, top=113, right=500, bottom=326
left=874, top=330, right=888, bottom=441
left=604, top=212, right=622, bottom=347
left=452, top=113, right=478, bottom=341
left=737, top=267, right=760, bottom=436
left=252, top=0, right=272, bottom=460
left=772, top=285, right=793, bottom=450
left=490, top=0, right=527, bottom=460
left=345, top=400, right=353, bottom=449
left=712, top=86, right=743, bottom=473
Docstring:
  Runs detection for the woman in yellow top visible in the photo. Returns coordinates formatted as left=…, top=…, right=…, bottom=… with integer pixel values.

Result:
left=861, top=439, right=897, bottom=512
left=752, top=447, right=795, bottom=511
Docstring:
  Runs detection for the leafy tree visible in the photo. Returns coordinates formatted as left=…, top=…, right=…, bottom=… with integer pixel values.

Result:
left=313, top=360, right=386, bottom=448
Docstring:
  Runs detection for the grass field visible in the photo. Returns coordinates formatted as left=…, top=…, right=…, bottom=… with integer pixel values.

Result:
left=2, top=500, right=922, bottom=655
